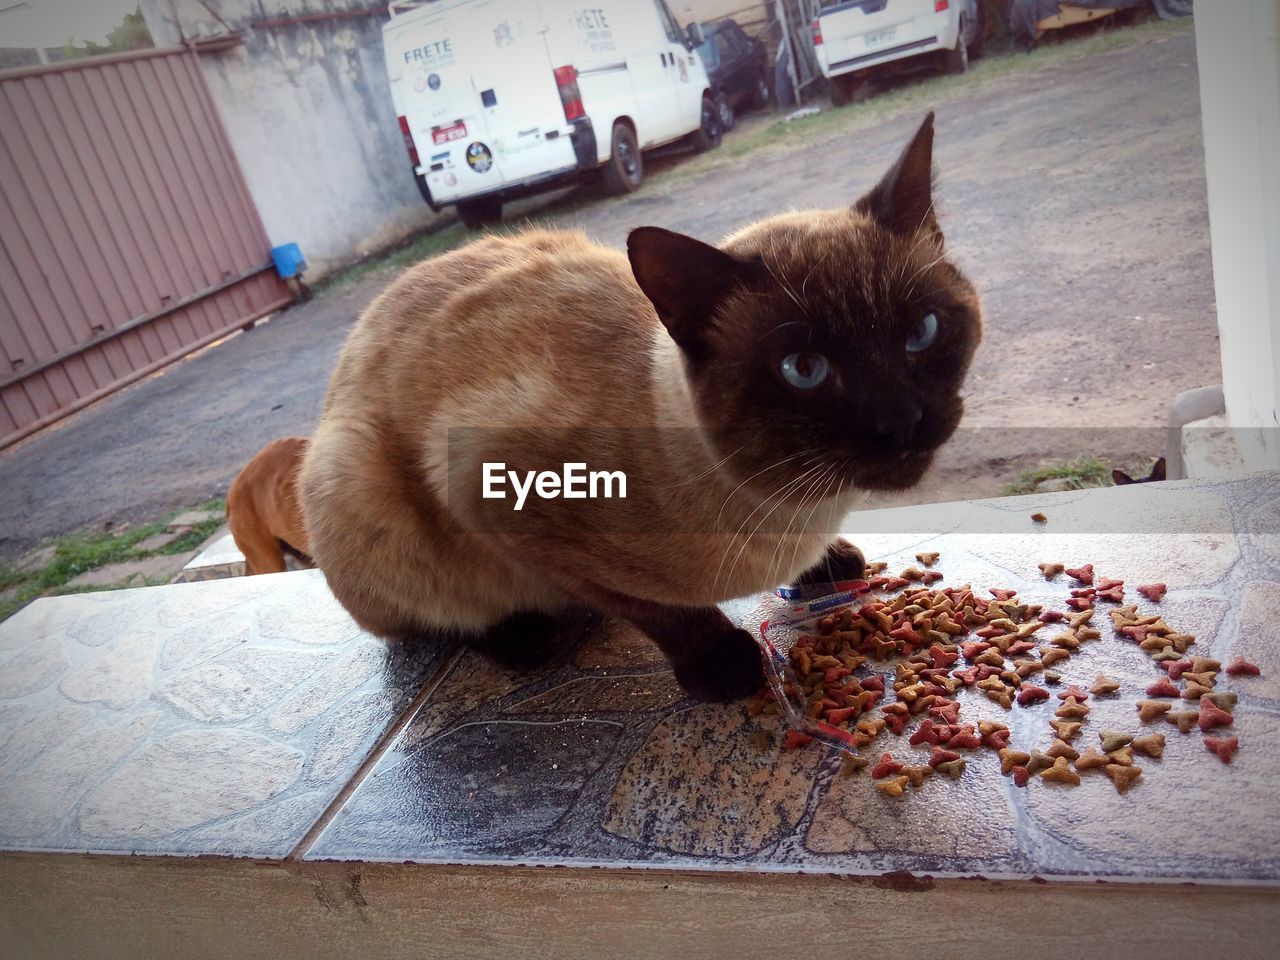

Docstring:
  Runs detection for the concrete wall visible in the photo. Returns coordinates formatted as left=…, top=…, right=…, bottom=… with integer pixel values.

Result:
left=1193, top=1, right=1280, bottom=472
left=140, top=1, right=442, bottom=280
left=670, top=0, right=773, bottom=32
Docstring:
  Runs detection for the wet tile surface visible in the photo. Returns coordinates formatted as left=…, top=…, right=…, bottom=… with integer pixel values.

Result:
left=309, top=475, right=1280, bottom=883
left=0, top=570, right=454, bottom=857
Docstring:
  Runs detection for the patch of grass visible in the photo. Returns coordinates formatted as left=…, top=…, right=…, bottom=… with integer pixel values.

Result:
left=316, top=225, right=472, bottom=294
left=0, top=499, right=226, bottom=623
left=1002, top=457, right=1114, bottom=496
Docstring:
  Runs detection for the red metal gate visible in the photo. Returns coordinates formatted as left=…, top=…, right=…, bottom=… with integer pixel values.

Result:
left=0, top=46, right=293, bottom=450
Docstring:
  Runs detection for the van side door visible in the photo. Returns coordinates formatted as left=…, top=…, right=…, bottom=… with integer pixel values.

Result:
left=652, top=0, right=703, bottom=133
left=616, top=1, right=682, bottom=146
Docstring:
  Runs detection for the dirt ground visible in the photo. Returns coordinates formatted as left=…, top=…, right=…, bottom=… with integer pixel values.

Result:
left=0, top=24, right=1218, bottom=563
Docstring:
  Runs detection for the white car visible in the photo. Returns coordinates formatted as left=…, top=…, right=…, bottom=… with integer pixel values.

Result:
left=812, top=0, right=984, bottom=106
left=384, top=0, right=720, bottom=228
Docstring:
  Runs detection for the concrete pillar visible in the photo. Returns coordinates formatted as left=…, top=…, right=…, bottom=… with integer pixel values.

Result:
left=1193, top=1, right=1280, bottom=472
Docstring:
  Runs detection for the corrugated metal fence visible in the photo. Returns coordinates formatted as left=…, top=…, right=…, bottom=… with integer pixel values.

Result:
left=0, top=46, right=292, bottom=450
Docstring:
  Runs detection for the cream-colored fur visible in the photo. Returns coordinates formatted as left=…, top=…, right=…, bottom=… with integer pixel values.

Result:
left=300, top=228, right=859, bottom=638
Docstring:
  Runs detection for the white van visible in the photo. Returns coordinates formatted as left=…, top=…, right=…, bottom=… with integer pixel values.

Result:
left=384, top=0, right=720, bottom=228
left=813, top=0, right=983, bottom=106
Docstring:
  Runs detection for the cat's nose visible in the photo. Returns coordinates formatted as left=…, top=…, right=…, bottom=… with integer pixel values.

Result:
left=873, top=404, right=923, bottom=447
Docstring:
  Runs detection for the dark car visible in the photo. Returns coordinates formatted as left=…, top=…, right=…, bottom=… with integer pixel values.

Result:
left=694, top=18, right=771, bottom=132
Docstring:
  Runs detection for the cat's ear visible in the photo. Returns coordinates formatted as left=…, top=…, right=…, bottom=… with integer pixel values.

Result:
left=854, top=111, right=939, bottom=241
left=627, top=226, right=752, bottom=353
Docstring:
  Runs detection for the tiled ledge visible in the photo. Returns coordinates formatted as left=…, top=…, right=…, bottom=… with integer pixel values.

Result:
left=2, top=476, right=1279, bottom=955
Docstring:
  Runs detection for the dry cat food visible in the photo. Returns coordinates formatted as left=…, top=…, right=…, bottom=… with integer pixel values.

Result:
left=1204, top=736, right=1239, bottom=764
left=754, top=555, right=1259, bottom=800
left=1226, top=656, right=1261, bottom=677
left=1031, top=512, right=1048, bottom=523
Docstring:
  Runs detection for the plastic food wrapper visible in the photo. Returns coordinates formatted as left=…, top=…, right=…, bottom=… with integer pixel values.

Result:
left=754, top=583, right=871, bottom=754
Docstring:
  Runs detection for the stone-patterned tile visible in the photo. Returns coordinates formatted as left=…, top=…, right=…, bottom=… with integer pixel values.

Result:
left=309, top=477, right=1280, bottom=882
left=0, top=571, right=454, bottom=858
left=1016, top=707, right=1280, bottom=881
left=600, top=704, right=821, bottom=858
left=1227, top=581, right=1280, bottom=703
left=806, top=747, right=1020, bottom=864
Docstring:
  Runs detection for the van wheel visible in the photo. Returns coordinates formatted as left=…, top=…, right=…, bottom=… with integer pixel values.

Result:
left=969, top=1, right=987, bottom=58
left=716, top=92, right=735, bottom=132
left=943, top=24, right=969, bottom=75
left=601, top=122, right=643, bottom=195
left=689, top=95, right=722, bottom=152
left=752, top=74, right=771, bottom=110
left=456, top=198, right=502, bottom=230
left=830, top=75, right=852, bottom=108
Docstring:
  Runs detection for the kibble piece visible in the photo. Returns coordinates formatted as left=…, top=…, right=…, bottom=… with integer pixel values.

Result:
left=1145, top=677, right=1180, bottom=698
left=1204, top=691, right=1237, bottom=712
left=1165, top=710, right=1199, bottom=734
left=1017, top=685, right=1050, bottom=706
left=1131, top=734, right=1165, bottom=758
left=1074, top=747, right=1109, bottom=771
left=1099, top=730, right=1134, bottom=752
left=872, top=753, right=905, bottom=779
left=1137, top=583, right=1167, bottom=602
left=1107, top=747, right=1136, bottom=766
left=1040, top=647, right=1071, bottom=667
left=1190, top=657, right=1221, bottom=674
left=929, top=746, right=962, bottom=767
left=1065, top=564, right=1095, bottom=585
left=1050, top=719, right=1083, bottom=741
left=1197, top=697, right=1234, bottom=731
left=1000, top=748, right=1031, bottom=774
left=1226, top=656, right=1261, bottom=677
left=1183, top=670, right=1218, bottom=689
left=783, top=730, right=813, bottom=750
left=865, top=561, right=888, bottom=575
left=1044, top=670, right=1063, bottom=684
left=1026, top=750, right=1054, bottom=775
left=916, top=552, right=941, bottom=567
left=901, top=764, right=933, bottom=789
left=1183, top=681, right=1214, bottom=701
left=1204, top=736, right=1239, bottom=764
left=1056, top=684, right=1090, bottom=701
left=1137, top=700, right=1173, bottom=722
left=1041, top=755, right=1082, bottom=785
left=1046, top=738, right=1080, bottom=761
left=1039, top=562, right=1065, bottom=578
left=875, top=775, right=910, bottom=798
left=935, top=758, right=967, bottom=779
left=1104, top=763, right=1142, bottom=794
left=839, top=753, right=870, bottom=777
left=1011, top=765, right=1030, bottom=786
left=1090, top=674, right=1121, bottom=696
left=1055, top=697, right=1090, bottom=719
left=1031, top=513, right=1048, bottom=524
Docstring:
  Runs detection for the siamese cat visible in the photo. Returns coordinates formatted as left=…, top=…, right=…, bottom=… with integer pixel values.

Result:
left=301, top=113, right=982, bottom=701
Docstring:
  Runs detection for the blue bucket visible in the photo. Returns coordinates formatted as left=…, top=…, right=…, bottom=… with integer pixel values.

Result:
left=271, top=243, right=307, bottom=279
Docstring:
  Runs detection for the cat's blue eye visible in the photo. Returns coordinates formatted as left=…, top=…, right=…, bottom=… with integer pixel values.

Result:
left=780, top=352, right=830, bottom=390
left=906, top=312, right=939, bottom=354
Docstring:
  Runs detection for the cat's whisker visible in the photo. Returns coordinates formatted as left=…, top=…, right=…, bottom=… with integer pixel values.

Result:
left=679, top=444, right=743, bottom=486
left=719, top=461, right=826, bottom=594
left=773, top=462, right=839, bottom=588
left=713, top=450, right=814, bottom=530
left=712, top=460, right=823, bottom=595
left=766, top=461, right=832, bottom=588
left=901, top=249, right=949, bottom=302
left=784, top=464, right=839, bottom=581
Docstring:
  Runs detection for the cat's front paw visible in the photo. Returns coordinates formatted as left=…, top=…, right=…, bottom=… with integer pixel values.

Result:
left=795, top=538, right=866, bottom=586
left=673, top=627, right=766, bottom=703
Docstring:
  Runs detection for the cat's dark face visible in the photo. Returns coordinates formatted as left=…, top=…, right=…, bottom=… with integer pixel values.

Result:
left=629, top=113, right=982, bottom=500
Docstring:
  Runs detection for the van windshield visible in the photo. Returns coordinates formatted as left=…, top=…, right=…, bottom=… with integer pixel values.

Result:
left=695, top=36, right=718, bottom=69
